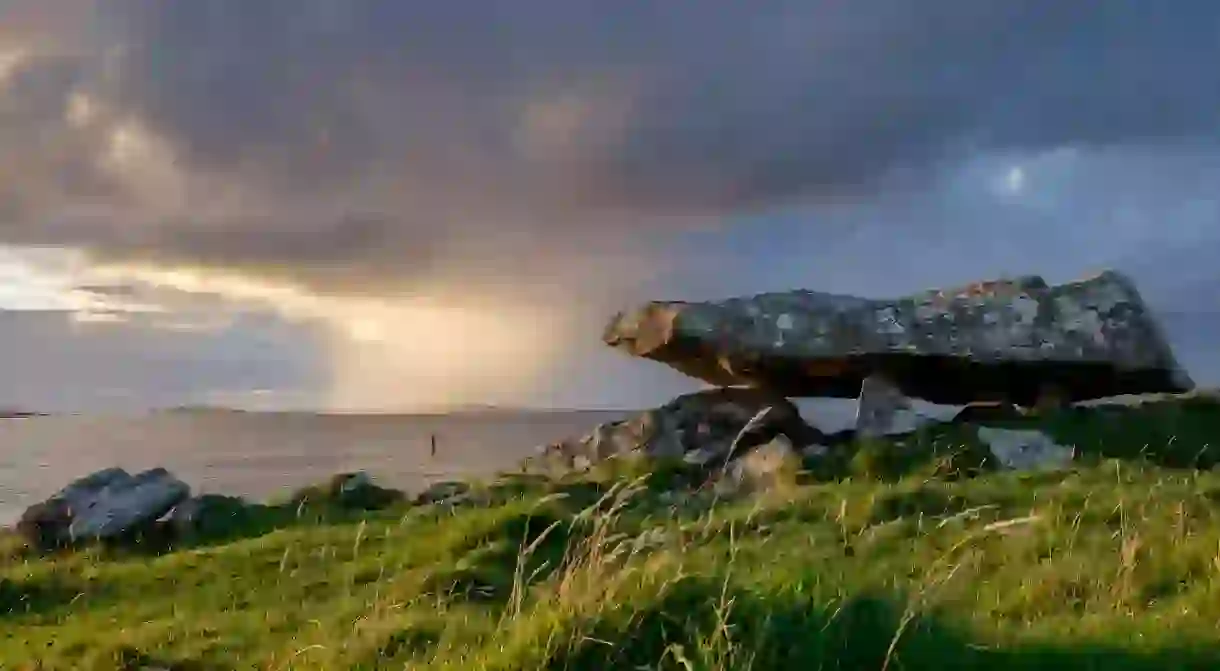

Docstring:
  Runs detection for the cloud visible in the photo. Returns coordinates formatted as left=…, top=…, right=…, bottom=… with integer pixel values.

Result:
left=1, top=1, right=1218, bottom=409
left=0, top=245, right=161, bottom=316
left=0, top=245, right=327, bottom=411
left=0, top=302, right=327, bottom=413
left=0, top=2, right=1214, bottom=267
left=78, top=262, right=576, bottom=409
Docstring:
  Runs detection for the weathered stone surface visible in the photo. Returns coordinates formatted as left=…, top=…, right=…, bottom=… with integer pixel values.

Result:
left=718, top=435, right=803, bottom=494
left=528, top=388, right=822, bottom=475
left=289, top=471, right=404, bottom=511
left=168, top=494, right=251, bottom=536
left=414, top=481, right=473, bottom=506
left=855, top=374, right=913, bottom=438
left=949, top=401, right=1026, bottom=424
left=604, top=271, right=1194, bottom=406
left=976, top=427, right=1075, bottom=471
left=327, top=471, right=373, bottom=495
left=17, top=467, right=190, bottom=550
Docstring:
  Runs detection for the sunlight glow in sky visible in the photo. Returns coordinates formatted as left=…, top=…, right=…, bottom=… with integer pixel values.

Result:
left=1003, top=166, right=1026, bottom=194
left=0, top=46, right=25, bottom=84
left=81, top=262, right=570, bottom=411
left=0, top=245, right=159, bottom=316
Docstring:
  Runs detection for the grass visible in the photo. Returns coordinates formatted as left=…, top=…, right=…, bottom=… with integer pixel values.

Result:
left=4, top=396, right=1220, bottom=669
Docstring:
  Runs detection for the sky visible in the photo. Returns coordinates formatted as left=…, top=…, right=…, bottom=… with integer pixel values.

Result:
left=0, top=1, right=1218, bottom=412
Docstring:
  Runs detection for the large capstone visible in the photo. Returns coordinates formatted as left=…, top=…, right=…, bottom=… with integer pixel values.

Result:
left=604, top=271, right=1194, bottom=406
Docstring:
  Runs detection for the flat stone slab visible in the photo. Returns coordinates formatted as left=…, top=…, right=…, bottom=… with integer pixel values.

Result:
left=604, top=270, right=1194, bottom=406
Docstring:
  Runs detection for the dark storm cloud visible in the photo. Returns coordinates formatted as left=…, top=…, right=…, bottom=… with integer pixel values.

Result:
left=106, top=2, right=1220, bottom=203
left=0, top=0, right=1218, bottom=281
left=0, top=51, right=121, bottom=215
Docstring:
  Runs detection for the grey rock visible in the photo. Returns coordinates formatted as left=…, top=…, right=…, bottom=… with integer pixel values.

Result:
left=855, top=373, right=912, bottom=438
left=976, top=427, right=1075, bottom=471
left=604, top=270, right=1193, bottom=406
left=167, top=494, right=251, bottom=535
left=414, top=481, right=472, bottom=506
left=529, top=387, right=822, bottom=475
left=17, top=467, right=190, bottom=549
left=801, top=443, right=830, bottom=458
left=289, top=471, right=404, bottom=511
left=719, top=435, right=803, bottom=494
left=329, top=471, right=373, bottom=494
left=59, top=467, right=133, bottom=501
left=167, top=496, right=209, bottom=533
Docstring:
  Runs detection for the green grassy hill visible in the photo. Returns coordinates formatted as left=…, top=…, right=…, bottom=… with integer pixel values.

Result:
left=5, top=395, right=1220, bottom=670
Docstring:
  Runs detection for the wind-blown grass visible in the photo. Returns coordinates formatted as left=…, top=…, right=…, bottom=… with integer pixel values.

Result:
left=4, top=396, right=1220, bottom=669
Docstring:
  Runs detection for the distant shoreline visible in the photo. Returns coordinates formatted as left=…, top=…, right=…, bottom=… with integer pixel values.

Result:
left=0, top=406, right=645, bottom=420
left=4, top=388, right=1220, bottom=421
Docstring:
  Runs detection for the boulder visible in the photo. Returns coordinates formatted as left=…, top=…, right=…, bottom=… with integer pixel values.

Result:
left=17, top=467, right=190, bottom=550
left=855, top=374, right=913, bottom=438
left=604, top=270, right=1194, bottom=407
left=528, top=387, right=823, bottom=475
left=718, top=435, right=804, bottom=494
left=168, top=494, right=252, bottom=536
left=976, top=427, right=1075, bottom=471
left=289, top=471, right=404, bottom=511
left=414, top=481, right=473, bottom=506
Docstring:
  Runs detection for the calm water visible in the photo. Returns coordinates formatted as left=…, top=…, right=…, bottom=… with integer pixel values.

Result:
left=6, top=392, right=1185, bottom=525
left=0, top=410, right=630, bottom=525
left=0, top=401, right=889, bottom=525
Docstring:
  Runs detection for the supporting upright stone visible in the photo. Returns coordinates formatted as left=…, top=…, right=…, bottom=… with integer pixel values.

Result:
left=854, top=373, right=911, bottom=439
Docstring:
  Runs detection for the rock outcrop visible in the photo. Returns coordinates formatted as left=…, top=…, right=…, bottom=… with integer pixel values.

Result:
left=168, top=494, right=251, bottom=536
left=718, top=435, right=804, bottom=494
left=287, top=471, right=405, bottom=511
left=604, top=270, right=1193, bottom=407
left=17, top=467, right=190, bottom=550
left=976, top=427, right=1075, bottom=471
left=528, top=387, right=823, bottom=475
left=413, top=481, right=474, bottom=506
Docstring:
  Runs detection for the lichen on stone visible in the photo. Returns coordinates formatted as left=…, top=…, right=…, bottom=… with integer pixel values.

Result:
left=604, top=270, right=1194, bottom=405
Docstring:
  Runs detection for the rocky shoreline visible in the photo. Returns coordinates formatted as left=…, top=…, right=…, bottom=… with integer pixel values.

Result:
left=9, top=398, right=1077, bottom=554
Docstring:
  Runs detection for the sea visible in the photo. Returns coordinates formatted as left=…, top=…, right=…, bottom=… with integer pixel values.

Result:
left=0, top=409, right=626, bottom=526
left=4, top=379, right=1214, bottom=526
left=0, top=401, right=890, bottom=525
